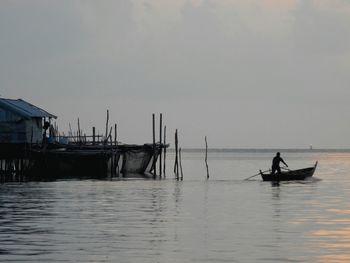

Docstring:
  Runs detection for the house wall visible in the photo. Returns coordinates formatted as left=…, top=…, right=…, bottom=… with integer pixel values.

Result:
left=25, top=118, right=43, bottom=144
left=0, top=121, right=26, bottom=143
left=0, top=108, right=43, bottom=144
left=0, top=108, right=22, bottom=122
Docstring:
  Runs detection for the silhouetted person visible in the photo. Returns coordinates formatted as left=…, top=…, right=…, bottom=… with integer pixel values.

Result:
left=42, top=121, right=50, bottom=148
left=271, top=152, right=288, bottom=175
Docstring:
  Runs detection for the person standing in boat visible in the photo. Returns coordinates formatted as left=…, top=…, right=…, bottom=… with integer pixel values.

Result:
left=271, top=152, right=288, bottom=175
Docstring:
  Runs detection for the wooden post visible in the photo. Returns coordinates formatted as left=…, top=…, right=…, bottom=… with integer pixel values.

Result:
left=114, top=123, right=117, bottom=146
left=77, top=118, right=81, bottom=143
left=15, top=159, right=19, bottom=179
left=159, top=113, right=162, bottom=177
left=163, top=125, right=167, bottom=177
left=14, top=159, right=18, bottom=178
left=55, top=122, right=58, bottom=141
left=93, top=127, right=96, bottom=145
left=179, top=148, right=183, bottom=180
left=20, top=159, right=24, bottom=177
left=105, top=110, right=109, bottom=144
left=174, top=129, right=179, bottom=179
left=0, top=160, right=2, bottom=182
left=205, top=136, right=209, bottom=179
left=152, top=113, right=156, bottom=177
left=109, top=133, right=114, bottom=177
left=108, top=127, right=113, bottom=142
left=114, top=124, right=118, bottom=176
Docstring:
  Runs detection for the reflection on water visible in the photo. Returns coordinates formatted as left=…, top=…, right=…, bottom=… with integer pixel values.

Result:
left=1, top=151, right=350, bottom=262
left=310, top=208, right=350, bottom=263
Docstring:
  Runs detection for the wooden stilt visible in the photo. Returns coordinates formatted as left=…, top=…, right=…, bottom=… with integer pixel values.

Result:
left=0, top=160, right=2, bottom=181
left=152, top=113, right=156, bottom=177
left=163, top=126, right=167, bottom=177
left=114, top=124, right=117, bottom=146
left=205, top=136, right=209, bottom=179
left=108, top=127, right=113, bottom=142
left=159, top=113, right=162, bottom=177
left=15, top=159, right=18, bottom=180
left=105, top=109, right=109, bottom=144
left=20, top=159, right=24, bottom=179
left=174, top=129, right=179, bottom=180
left=77, top=118, right=81, bottom=143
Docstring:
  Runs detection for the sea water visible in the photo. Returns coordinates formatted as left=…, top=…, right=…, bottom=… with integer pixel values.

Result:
left=1, top=150, right=350, bottom=262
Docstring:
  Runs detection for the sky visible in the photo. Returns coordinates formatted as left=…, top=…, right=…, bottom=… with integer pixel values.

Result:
left=1, top=0, right=350, bottom=148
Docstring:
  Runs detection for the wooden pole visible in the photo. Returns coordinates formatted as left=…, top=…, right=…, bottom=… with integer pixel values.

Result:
left=205, top=136, right=209, bottom=179
left=108, top=126, right=113, bottom=142
left=174, top=129, right=179, bottom=179
left=15, top=159, right=19, bottom=179
left=20, top=159, right=24, bottom=177
left=114, top=123, right=117, bottom=146
left=114, top=124, right=118, bottom=176
left=55, top=122, right=58, bottom=140
left=105, top=109, right=109, bottom=144
left=109, top=130, right=114, bottom=177
left=163, top=125, right=167, bottom=177
left=152, top=113, right=156, bottom=177
left=179, top=147, right=183, bottom=180
left=77, top=118, right=81, bottom=143
left=159, top=113, right=162, bottom=177
left=92, top=127, right=96, bottom=145
left=174, top=130, right=177, bottom=173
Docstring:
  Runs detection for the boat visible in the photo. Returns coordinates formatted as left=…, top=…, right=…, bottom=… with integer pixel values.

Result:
left=260, top=161, right=318, bottom=181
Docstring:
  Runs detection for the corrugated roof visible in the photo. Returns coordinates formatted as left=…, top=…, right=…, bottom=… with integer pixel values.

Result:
left=0, top=98, right=57, bottom=119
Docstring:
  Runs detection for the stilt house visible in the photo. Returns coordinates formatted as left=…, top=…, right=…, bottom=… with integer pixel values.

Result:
left=0, top=98, right=56, bottom=144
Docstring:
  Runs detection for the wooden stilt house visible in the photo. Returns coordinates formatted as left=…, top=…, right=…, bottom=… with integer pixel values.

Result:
left=0, top=98, right=56, bottom=145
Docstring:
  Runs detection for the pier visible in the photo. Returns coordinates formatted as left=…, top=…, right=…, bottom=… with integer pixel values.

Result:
left=0, top=98, right=168, bottom=182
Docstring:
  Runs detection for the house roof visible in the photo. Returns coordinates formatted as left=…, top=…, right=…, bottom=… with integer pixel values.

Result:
left=0, top=98, right=57, bottom=119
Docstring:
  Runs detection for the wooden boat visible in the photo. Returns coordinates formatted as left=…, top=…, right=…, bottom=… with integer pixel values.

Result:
left=260, top=162, right=318, bottom=181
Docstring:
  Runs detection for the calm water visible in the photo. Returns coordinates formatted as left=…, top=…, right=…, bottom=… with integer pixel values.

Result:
left=1, top=150, right=350, bottom=262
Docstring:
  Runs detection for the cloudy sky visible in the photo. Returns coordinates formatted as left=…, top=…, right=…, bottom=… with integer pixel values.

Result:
left=1, top=0, right=350, bottom=148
